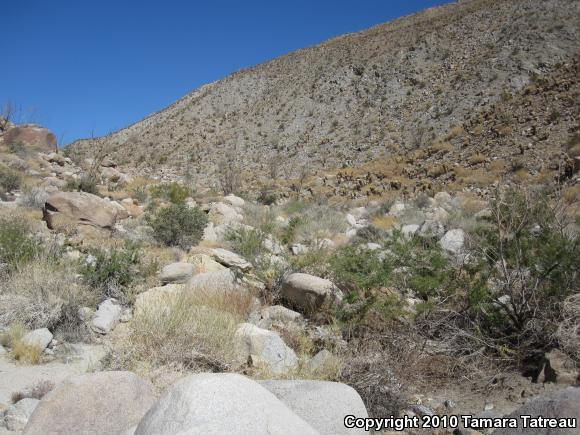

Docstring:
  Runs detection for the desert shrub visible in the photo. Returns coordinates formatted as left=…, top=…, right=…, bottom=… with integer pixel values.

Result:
left=18, top=186, right=49, bottom=209
left=148, top=203, right=208, bottom=249
left=0, top=164, right=21, bottom=192
left=294, top=204, right=348, bottom=242
left=65, top=173, right=99, bottom=194
left=329, top=244, right=391, bottom=293
left=79, top=241, right=142, bottom=301
left=0, top=218, right=40, bottom=271
left=225, top=227, right=266, bottom=263
left=0, top=259, right=96, bottom=341
left=464, top=188, right=579, bottom=368
left=150, top=182, right=190, bottom=204
left=257, top=187, right=277, bottom=206
left=113, top=284, right=253, bottom=371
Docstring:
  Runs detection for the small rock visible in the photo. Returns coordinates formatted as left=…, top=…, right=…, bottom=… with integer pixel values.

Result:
left=401, top=224, right=420, bottom=237
left=439, top=229, right=465, bottom=254
left=91, top=299, right=122, bottom=334
left=223, top=194, right=245, bottom=208
left=291, top=244, right=308, bottom=256
left=235, top=323, right=298, bottom=375
left=4, top=398, right=39, bottom=431
left=211, top=248, right=252, bottom=271
left=159, top=262, right=194, bottom=284
left=281, top=273, right=343, bottom=314
left=261, top=306, right=303, bottom=324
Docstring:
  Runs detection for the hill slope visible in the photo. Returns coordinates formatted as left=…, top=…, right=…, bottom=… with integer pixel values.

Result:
left=68, top=0, right=579, bottom=193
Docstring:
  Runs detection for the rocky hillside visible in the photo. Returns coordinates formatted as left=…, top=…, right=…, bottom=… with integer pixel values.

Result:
left=68, top=0, right=579, bottom=192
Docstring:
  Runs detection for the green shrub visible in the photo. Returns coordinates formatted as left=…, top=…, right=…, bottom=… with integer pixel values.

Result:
left=148, top=203, right=208, bottom=248
left=225, top=227, right=266, bottom=263
left=329, top=244, right=391, bottom=293
left=0, top=218, right=40, bottom=270
left=281, top=216, right=302, bottom=245
left=466, top=188, right=579, bottom=365
left=79, top=241, right=142, bottom=300
left=150, top=182, right=190, bottom=204
left=0, top=165, right=22, bottom=192
left=65, top=173, right=99, bottom=194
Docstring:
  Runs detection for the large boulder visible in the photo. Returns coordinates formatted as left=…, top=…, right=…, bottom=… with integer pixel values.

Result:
left=24, top=371, right=156, bottom=435
left=494, top=387, right=580, bottom=435
left=281, top=273, right=343, bottom=314
left=2, top=124, right=56, bottom=152
left=91, top=298, right=122, bottom=334
left=189, top=270, right=236, bottom=291
left=44, top=191, right=118, bottom=229
left=234, top=323, right=298, bottom=375
left=134, top=284, right=185, bottom=314
left=134, top=373, right=317, bottom=435
left=208, top=202, right=243, bottom=225
left=259, top=380, right=368, bottom=435
left=159, top=262, right=194, bottom=284
left=211, top=248, right=252, bottom=272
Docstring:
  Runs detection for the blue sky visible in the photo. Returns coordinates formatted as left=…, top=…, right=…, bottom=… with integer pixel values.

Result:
left=1, top=0, right=451, bottom=145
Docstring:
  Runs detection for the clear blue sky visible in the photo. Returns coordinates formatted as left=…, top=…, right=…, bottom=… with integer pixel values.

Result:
left=1, top=0, right=451, bottom=145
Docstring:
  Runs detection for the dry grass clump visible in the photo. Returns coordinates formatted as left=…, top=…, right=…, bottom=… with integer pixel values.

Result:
left=468, top=153, right=487, bottom=165
left=0, top=323, right=43, bottom=365
left=430, top=141, right=453, bottom=154
left=371, top=215, right=398, bottom=230
left=11, top=380, right=55, bottom=403
left=117, top=284, right=254, bottom=373
left=0, top=259, right=96, bottom=341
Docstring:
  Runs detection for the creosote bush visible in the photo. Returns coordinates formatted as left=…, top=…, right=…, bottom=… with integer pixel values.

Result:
left=79, top=241, right=143, bottom=301
left=149, top=182, right=191, bottom=204
left=148, top=203, right=208, bottom=249
left=0, top=217, right=40, bottom=272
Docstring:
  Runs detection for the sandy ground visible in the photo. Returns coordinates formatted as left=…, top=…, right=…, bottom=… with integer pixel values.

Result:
left=0, top=344, right=106, bottom=407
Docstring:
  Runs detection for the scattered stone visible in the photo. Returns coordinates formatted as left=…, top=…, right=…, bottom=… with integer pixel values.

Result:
left=91, top=299, right=122, bottom=334
left=291, top=243, right=308, bottom=256
left=439, top=229, right=465, bottom=254
left=134, top=373, right=317, bottom=434
left=365, top=242, right=382, bottom=250
left=44, top=191, right=118, bottom=229
left=402, top=224, right=420, bottom=237
left=281, top=273, right=343, bottom=314
left=211, top=248, right=252, bottom=271
left=259, top=380, right=368, bottom=435
left=261, top=305, right=303, bottom=324
left=24, top=371, right=156, bottom=435
left=21, top=329, right=53, bottom=351
left=159, top=262, right=194, bottom=284
left=4, top=398, right=39, bottom=431
left=418, top=219, right=445, bottom=238
left=235, top=323, right=298, bottom=375
left=346, top=213, right=357, bottom=227
left=389, top=203, right=406, bottom=216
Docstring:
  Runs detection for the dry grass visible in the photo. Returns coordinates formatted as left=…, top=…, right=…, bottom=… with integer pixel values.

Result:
left=468, top=153, right=487, bottom=165
left=562, top=185, right=580, bottom=204
left=11, top=380, right=55, bottom=403
left=372, top=215, right=398, bottom=230
left=0, top=259, right=96, bottom=341
left=0, top=323, right=43, bottom=365
left=113, top=284, right=254, bottom=373
left=430, top=141, right=453, bottom=154
left=11, top=340, right=43, bottom=364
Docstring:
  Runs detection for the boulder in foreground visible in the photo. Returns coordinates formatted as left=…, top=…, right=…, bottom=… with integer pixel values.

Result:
left=134, top=373, right=317, bottom=435
left=24, top=371, right=156, bottom=435
left=43, top=191, right=118, bottom=229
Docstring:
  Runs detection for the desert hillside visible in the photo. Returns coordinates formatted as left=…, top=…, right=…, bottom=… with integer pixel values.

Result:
left=68, top=0, right=579, bottom=195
